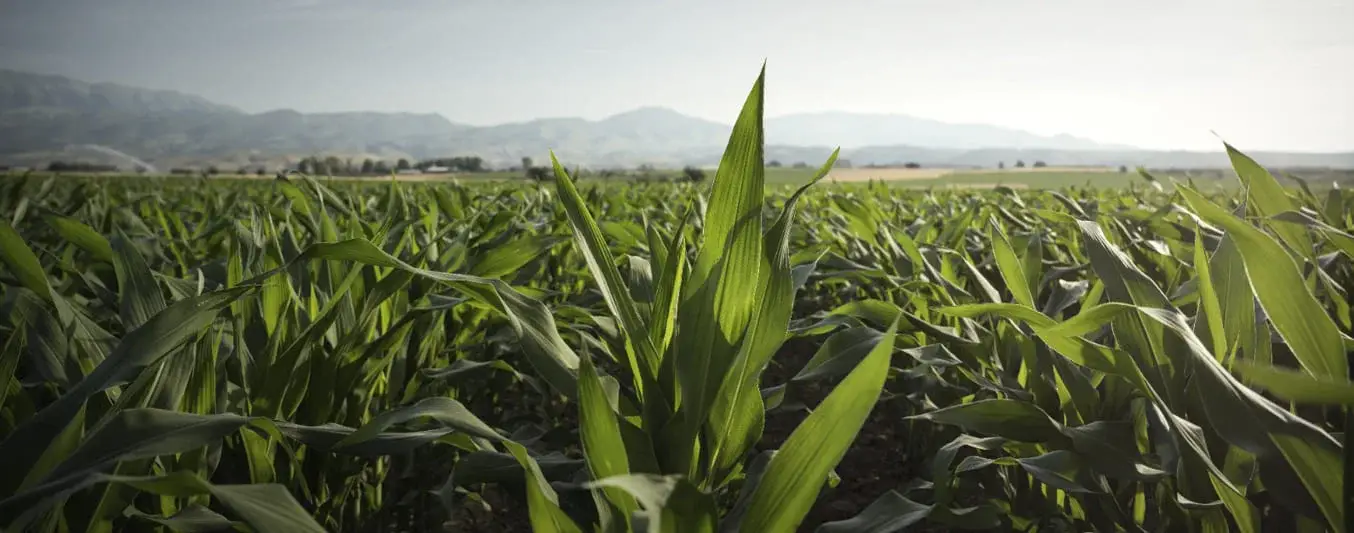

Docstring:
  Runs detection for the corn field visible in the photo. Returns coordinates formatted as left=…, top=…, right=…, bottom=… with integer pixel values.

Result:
left=0, top=68, right=1350, bottom=533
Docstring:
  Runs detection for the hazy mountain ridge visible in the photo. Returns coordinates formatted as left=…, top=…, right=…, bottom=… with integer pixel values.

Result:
left=1, top=70, right=1351, bottom=170
left=764, top=112, right=1134, bottom=151
left=0, top=69, right=238, bottom=115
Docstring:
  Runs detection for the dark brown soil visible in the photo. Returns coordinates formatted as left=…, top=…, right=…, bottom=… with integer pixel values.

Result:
left=440, top=485, right=532, bottom=533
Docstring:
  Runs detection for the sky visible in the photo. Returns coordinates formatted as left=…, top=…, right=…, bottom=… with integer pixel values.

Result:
left=0, top=0, right=1350, bottom=152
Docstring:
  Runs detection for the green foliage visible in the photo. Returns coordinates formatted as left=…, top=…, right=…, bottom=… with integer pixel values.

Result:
left=0, top=66, right=1349, bottom=533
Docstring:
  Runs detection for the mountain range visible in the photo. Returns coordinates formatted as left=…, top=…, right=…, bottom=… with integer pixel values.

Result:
left=2, top=69, right=1352, bottom=170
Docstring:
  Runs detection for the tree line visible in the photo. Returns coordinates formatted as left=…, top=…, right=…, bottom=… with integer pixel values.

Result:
left=294, top=155, right=487, bottom=176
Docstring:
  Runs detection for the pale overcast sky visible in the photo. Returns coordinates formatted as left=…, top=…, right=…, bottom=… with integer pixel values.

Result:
left=1, top=0, right=1350, bottom=151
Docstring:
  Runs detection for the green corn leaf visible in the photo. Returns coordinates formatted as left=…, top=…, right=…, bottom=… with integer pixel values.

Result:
left=0, top=410, right=252, bottom=525
left=909, top=399, right=1068, bottom=444
left=0, top=219, right=53, bottom=303
left=940, top=302, right=1055, bottom=328
left=583, top=474, right=717, bottom=533
left=1209, top=234, right=1259, bottom=363
left=1269, top=209, right=1354, bottom=260
left=1014, top=450, right=1104, bottom=493
left=0, top=330, right=23, bottom=411
left=505, top=440, right=584, bottom=533
left=788, top=326, right=889, bottom=385
left=707, top=149, right=837, bottom=482
left=298, top=238, right=579, bottom=397
left=735, top=318, right=896, bottom=532
left=111, top=236, right=168, bottom=330
left=335, top=396, right=503, bottom=448
left=814, top=490, right=932, bottom=533
left=989, top=219, right=1035, bottom=307
left=1179, top=186, right=1346, bottom=380
left=274, top=176, right=314, bottom=219
left=1224, top=143, right=1313, bottom=257
left=1231, top=360, right=1354, bottom=405
left=468, top=234, right=564, bottom=279
left=692, top=63, right=767, bottom=290
left=648, top=220, right=687, bottom=358
left=0, top=286, right=252, bottom=499
left=1037, top=302, right=1137, bottom=338
left=124, top=504, right=237, bottom=532
left=577, top=356, right=637, bottom=518
left=44, top=214, right=114, bottom=263
left=1192, top=224, right=1227, bottom=360
left=553, top=154, right=662, bottom=384
left=1270, top=434, right=1343, bottom=532
left=84, top=473, right=323, bottom=533
left=1141, top=301, right=1341, bottom=527
left=674, top=66, right=769, bottom=469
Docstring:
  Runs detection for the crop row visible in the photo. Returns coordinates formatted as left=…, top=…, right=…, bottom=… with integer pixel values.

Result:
left=0, top=69, right=1349, bottom=532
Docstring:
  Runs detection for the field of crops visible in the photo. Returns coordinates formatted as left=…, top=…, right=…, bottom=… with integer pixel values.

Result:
left=1, top=69, right=1351, bottom=533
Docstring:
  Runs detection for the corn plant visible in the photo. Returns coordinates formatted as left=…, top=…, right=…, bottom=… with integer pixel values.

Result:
left=776, top=150, right=1350, bottom=532
left=473, top=65, right=900, bottom=532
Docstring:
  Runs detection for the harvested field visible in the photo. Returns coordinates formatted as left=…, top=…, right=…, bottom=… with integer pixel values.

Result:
left=825, top=167, right=954, bottom=182
left=935, top=182, right=1029, bottom=189
left=824, top=166, right=1115, bottom=183
left=991, top=166, right=1116, bottom=173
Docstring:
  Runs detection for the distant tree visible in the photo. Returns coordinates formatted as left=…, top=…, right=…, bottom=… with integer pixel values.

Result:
left=1118, top=165, right=1128, bottom=173
left=1032, top=160, right=1047, bottom=168
left=361, top=159, right=375, bottom=174
left=297, top=159, right=312, bottom=174
left=526, top=166, right=551, bottom=181
left=374, top=160, right=390, bottom=174
left=47, top=161, right=118, bottom=173
left=836, top=159, right=853, bottom=168
left=521, top=157, right=533, bottom=172
left=767, top=160, right=782, bottom=168
left=457, top=156, right=485, bottom=172
left=1015, top=160, right=1026, bottom=168
left=429, top=155, right=487, bottom=172
left=321, top=156, right=340, bottom=175
left=998, top=161, right=1005, bottom=170
left=637, top=163, right=655, bottom=173
left=315, top=163, right=330, bottom=176
left=344, top=158, right=355, bottom=175
left=206, top=166, right=220, bottom=175
left=256, top=167, right=267, bottom=176
left=396, top=158, right=411, bottom=171
left=903, top=162, right=921, bottom=169
left=682, top=166, right=707, bottom=183
left=792, top=162, right=809, bottom=169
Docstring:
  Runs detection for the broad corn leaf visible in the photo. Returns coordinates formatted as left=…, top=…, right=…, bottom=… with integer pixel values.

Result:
left=735, top=318, right=897, bottom=532
left=1179, top=186, right=1347, bottom=380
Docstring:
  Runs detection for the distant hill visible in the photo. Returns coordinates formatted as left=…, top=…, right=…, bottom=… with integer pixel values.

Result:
left=0, top=69, right=237, bottom=115
left=439, top=107, right=730, bottom=165
left=1, top=69, right=1351, bottom=171
left=764, top=112, right=1133, bottom=151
